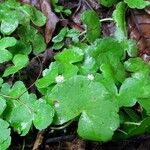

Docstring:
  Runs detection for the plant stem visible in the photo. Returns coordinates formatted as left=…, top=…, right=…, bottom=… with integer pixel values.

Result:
left=50, top=120, right=73, bottom=130
left=100, top=18, right=114, bottom=22
left=124, top=121, right=141, bottom=126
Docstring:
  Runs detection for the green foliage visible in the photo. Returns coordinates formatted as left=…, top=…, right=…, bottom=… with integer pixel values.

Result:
left=52, top=27, right=80, bottom=50
left=81, top=10, right=101, bottom=43
left=124, top=0, right=150, bottom=9
left=36, top=47, right=84, bottom=89
left=51, top=0, right=72, bottom=16
left=0, top=0, right=46, bottom=76
left=37, top=34, right=150, bottom=141
left=100, top=0, right=119, bottom=7
left=3, top=54, right=29, bottom=77
left=0, top=0, right=50, bottom=148
left=113, top=2, right=127, bottom=40
left=99, top=0, right=150, bottom=8
left=0, top=81, right=54, bottom=136
left=0, top=37, right=17, bottom=63
left=1, top=0, right=150, bottom=149
left=49, top=76, right=119, bottom=141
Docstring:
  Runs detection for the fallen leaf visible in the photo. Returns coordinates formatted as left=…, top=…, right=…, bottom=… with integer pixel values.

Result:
left=40, top=0, right=59, bottom=44
left=128, top=9, right=150, bottom=56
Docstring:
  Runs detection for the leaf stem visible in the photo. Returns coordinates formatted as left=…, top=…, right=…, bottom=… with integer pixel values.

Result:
left=100, top=18, right=114, bottom=22
left=0, top=93, right=15, bottom=99
left=50, top=120, right=73, bottom=130
left=0, top=93, right=34, bottom=114
left=79, top=30, right=87, bottom=37
left=117, top=129, right=128, bottom=135
left=124, top=121, right=141, bottom=126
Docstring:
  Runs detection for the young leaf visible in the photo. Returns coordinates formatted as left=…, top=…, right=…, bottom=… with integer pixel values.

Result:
left=30, top=7, right=46, bottom=27
left=33, top=99, right=54, bottom=130
left=124, top=0, right=150, bottom=9
left=0, top=37, right=17, bottom=49
left=49, top=75, right=119, bottom=141
left=36, top=47, right=84, bottom=90
left=88, top=37, right=126, bottom=83
left=99, top=0, right=118, bottom=7
left=52, top=41, right=64, bottom=50
left=52, top=27, right=68, bottom=43
left=3, top=54, right=29, bottom=77
left=123, top=40, right=137, bottom=57
left=118, top=74, right=150, bottom=107
left=31, top=33, right=46, bottom=55
left=81, top=10, right=101, bottom=43
left=124, top=57, right=150, bottom=75
left=9, top=81, right=27, bottom=97
left=113, top=2, right=127, bottom=40
left=0, top=49, right=12, bottom=64
left=36, top=62, right=59, bottom=89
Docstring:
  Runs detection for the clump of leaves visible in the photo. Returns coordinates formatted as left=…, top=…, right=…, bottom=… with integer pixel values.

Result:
left=36, top=5, right=150, bottom=144
left=0, top=0, right=53, bottom=149
left=0, top=80, right=54, bottom=149
left=51, top=0, right=72, bottom=16
left=0, top=0, right=46, bottom=77
left=52, top=27, right=81, bottom=50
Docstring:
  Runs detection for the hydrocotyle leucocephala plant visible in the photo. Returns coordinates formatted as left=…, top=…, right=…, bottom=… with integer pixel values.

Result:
left=1, top=0, right=150, bottom=149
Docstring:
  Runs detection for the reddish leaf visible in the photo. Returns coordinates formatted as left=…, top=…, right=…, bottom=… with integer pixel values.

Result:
left=40, top=0, right=59, bottom=44
left=19, top=0, right=30, bottom=3
left=128, top=9, right=150, bottom=57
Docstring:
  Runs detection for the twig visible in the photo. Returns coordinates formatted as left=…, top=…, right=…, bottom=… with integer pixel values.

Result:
left=32, top=130, right=45, bottom=150
left=84, top=0, right=94, bottom=10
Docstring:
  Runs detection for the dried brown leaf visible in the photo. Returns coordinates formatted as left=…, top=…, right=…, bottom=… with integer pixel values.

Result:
left=40, top=0, right=59, bottom=44
left=128, top=10, right=150, bottom=57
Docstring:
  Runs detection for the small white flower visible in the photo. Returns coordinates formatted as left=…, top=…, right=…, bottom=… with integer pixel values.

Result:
left=55, top=75, right=64, bottom=83
left=87, top=74, right=94, bottom=81
left=54, top=101, right=60, bottom=108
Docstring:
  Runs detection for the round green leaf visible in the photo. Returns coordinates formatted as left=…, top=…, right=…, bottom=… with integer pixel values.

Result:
left=81, top=10, right=101, bottom=43
left=0, top=119, right=11, bottom=150
left=49, top=75, right=119, bottom=141
left=33, top=99, right=54, bottom=130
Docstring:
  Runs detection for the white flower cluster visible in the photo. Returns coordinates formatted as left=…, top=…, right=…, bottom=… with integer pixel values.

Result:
left=55, top=75, right=64, bottom=83
left=87, top=74, right=94, bottom=81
